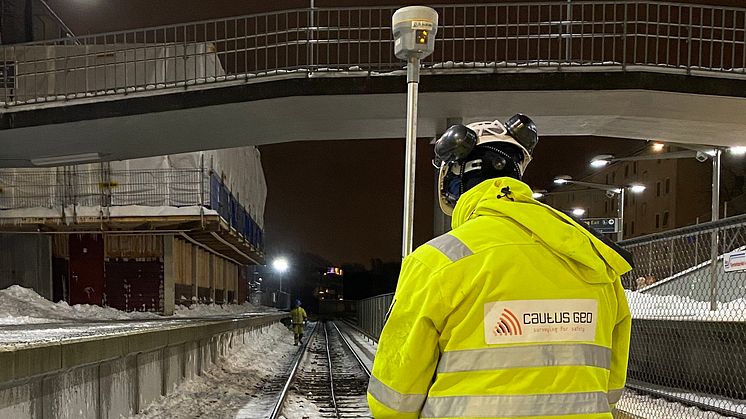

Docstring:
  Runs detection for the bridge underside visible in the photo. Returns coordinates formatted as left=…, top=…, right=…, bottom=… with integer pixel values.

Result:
left=2, top=70, right=746, bottom=167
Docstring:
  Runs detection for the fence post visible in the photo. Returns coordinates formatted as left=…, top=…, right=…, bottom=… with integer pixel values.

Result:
left=709, top=148, right=721, bottom=310
left=710, top=226, right=719, bottom=310
left=200, top=153, right=205, bottom=228
left=669, top=237, right=674, bottom=277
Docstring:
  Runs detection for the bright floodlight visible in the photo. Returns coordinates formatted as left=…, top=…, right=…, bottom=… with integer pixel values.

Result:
left=554, top=175, right=572, bottom=185
left=590, top=159, right=610, bottom=168
left=272, top=257, right=289, bottom=273
left=629, top=184, right=646, bottom=193
left=590, top=154, right=613, bottom=168
left=532, top=192, right=545, bottom=199
left=572, top=208, right=586, bottom=217
left=730, top=146, right=746, bottom=156
left=652, top=142, right=665, bottom=152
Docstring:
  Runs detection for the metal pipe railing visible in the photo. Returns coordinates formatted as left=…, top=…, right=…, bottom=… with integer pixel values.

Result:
left=0, top=1, right=744, bottom=106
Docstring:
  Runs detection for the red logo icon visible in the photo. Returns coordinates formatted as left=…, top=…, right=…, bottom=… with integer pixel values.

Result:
left=493, top=309, right=523, bottom=336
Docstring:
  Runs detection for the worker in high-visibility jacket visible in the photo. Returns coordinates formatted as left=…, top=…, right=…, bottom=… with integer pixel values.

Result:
left=367, top=115, right=633, bottom=419
left=290, top=299, right=307, bottom=345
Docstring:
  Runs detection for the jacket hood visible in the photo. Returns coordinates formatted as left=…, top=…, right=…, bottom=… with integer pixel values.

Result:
left=451, top=177, right=632, bottom=283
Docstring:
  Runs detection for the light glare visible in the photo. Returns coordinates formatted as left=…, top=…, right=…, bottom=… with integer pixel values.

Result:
left=590, top=159, right=610, bottom=168
left=272, top=257, right=289, bottom=273
left=572, top=208, right=586, bottom=217
left=730, top=146, right=746, bottom=156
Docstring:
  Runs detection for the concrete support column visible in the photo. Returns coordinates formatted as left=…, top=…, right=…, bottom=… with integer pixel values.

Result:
left=209, top=254, right=216, bottom=303
left=162, top=236, right=175, bottom=316
left=190, top=244, right=198, bottom=303
left=222, top=260, right=228, bottom=304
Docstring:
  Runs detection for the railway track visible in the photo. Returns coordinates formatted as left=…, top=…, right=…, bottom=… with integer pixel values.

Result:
left=268, top=320, right=372, bottom=419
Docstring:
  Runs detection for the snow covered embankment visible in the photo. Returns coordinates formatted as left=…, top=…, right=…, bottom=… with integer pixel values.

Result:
left=130, top=323, right=321, bottom=419
left=626, top=290, right=746, bottom=321
left=0, top=285, right=276, bottom=325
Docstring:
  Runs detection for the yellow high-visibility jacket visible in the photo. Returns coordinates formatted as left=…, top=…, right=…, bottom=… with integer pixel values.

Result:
left=290, top=306, right=307, bottom=325
left=367, top=177, right=632, bottom=419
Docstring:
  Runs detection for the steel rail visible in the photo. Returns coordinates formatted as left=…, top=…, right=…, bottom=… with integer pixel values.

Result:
left=324, top=322, right=341, bottom=418
left=332, top=321, right=371, bottom=377
left=267, top=321, right=318, bottom=419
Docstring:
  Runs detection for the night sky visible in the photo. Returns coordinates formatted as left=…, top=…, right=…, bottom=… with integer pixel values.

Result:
left=261, top=135, right=643, bottom=267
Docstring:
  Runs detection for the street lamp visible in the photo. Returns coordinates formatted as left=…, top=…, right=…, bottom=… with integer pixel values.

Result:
left=272, top=257, right=289, bottom=293
left=552, top=175, right=645, bottom=241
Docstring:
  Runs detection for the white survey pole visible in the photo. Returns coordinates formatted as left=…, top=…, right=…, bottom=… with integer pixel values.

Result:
left=392, top=6, right=438, bottom=258
left=618, top=188, right=625, bottom=242
left=402, top=57, right=420, bottom=257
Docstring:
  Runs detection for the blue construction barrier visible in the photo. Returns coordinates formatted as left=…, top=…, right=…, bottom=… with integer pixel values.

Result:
left=207, top=172, right=263, bottom=252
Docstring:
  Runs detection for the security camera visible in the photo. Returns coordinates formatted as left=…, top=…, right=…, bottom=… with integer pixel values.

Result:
left=695, top=151, right=709, bottom=163
left=605, top=190, right=616, bottom=199
left=392, top=6, right=438, bottom=60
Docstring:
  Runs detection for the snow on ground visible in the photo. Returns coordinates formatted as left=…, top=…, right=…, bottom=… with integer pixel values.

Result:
left=173, top=301, right=278, bottom=317
left=129, top=323, right=297, bottom=419
left=277, top=394, right=323, bottom=419
left=625, top=289, right=746, bottom=321
left=0, top=285, right=160, bottom=324
left=0, top=285, right=276, bottom=326
left=618, top=389, right=742, bottom=418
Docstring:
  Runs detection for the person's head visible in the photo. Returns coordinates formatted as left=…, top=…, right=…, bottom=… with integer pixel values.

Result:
left=294, top=299, right=302, bottom=308
left=433, top=114, right=539, bottom=215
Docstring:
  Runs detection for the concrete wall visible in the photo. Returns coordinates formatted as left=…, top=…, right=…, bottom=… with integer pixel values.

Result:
left=0, top=314, right=285, bottom=419
left=0, top=234, right=52, bottom=298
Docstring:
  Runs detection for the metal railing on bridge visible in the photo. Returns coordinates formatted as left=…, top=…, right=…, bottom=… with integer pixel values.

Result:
left=1, top=1, right=745, bottom=106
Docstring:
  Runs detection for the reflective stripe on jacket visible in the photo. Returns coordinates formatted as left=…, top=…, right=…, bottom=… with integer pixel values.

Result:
left=367, top=177, right=632, bottom=419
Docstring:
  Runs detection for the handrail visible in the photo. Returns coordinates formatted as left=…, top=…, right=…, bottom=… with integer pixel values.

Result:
left=0, top=1, right=745, bottom=107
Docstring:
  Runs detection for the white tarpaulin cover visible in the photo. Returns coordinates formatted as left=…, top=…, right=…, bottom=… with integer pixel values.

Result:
left=0, top=146, right=267, bottom=229
left=4, top=43, right=224, bottom=102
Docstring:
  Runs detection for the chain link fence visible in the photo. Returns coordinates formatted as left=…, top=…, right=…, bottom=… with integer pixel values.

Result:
left=618, top=215, right=746, bottom=418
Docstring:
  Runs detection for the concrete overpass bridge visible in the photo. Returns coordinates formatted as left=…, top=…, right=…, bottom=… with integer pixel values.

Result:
left=1, top=1, right=746, bottom=167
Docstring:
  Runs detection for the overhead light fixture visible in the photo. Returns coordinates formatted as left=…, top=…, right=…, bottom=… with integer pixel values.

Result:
left=629, top=184, right=646, bottom=193
left=590, top=154, right=614, bottom=168
left=532, top=192, right=545, bottom=199
left=554, top=175, right=572, bottom=185
left=30, top=152, right=101, bottom=166
left=572, top=208, right=586, bottom=217
left=729, top=146, right=746, bottom=156
left=652, top=143, right=665, bottom=152
left=590, top=159, right=610, bottom=168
